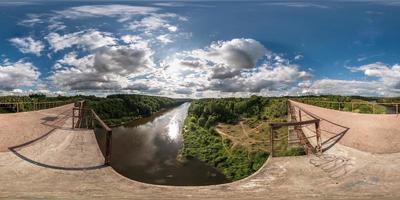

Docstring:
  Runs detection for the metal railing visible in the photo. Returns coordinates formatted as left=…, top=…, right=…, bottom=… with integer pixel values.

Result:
left=269, top=101, right=322, bottom=157
left=296, top=99, right=400, bottom=114
left=0, top=101, right=72, bottom=113
left=72, top=101, right=112, bottom=166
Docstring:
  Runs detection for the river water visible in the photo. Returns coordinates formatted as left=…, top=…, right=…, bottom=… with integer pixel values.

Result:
left=94, top=102, right=229, bottom=186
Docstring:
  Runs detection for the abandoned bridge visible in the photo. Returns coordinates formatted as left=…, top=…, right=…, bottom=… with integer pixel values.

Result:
left=0, top=101, right=399, bottom=199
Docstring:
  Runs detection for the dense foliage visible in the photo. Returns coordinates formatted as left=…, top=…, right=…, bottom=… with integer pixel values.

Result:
left=180, top=96, right=290, bottom=181
left=85, top=94, right=185, bottom=126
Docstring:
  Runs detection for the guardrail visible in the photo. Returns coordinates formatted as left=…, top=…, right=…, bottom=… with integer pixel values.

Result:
left=269, top=101, right=322, bottom=157
left=0, top=101, right=72, bottom=113
left=296, top=99, right=399, bottom=114
left=72, top=101, right=112, bottom=166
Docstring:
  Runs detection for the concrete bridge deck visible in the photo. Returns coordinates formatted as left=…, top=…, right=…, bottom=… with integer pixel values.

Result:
left=0, top=102, right=399, bottom=199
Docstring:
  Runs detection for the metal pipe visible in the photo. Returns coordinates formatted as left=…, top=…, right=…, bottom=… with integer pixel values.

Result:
left=72, top=108, right=75, bottom=129
left=105, top=130, right=112, bottom=165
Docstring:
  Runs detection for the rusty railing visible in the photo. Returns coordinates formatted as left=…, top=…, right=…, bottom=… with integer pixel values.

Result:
left=296, top=99, right=399, bottom=114
left=72, top=101, right=112, bottom=166
left=0, top=101, right=72, bottom=113
left=269, top=101, right=322, bottom=157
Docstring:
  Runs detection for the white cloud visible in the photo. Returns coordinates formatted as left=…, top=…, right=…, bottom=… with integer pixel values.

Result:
left=55, top=5, right=159, bottom=19
left=302, top=62, right=400, bottom=97
left=305, top=79, right=386, bottom=96
left=46, top=30, right=117, bottom=52
left=156, top=34, right=173, bottom=44
left=49, top=43, right=155, bottom=91
left=9, top=37, right=45, bottom=56
left=0, top=60, right=40, bottom=91
left=294, top=55, right=303, bottom=60
left=127, top=14, right=179, bottom=33
left=351, top=62, right=400, bottom=90
left=121, top=35, right=143, bottom=44
left=188, top=38, right=268, bottom=70
left=157, top=38, right=310, bottom=96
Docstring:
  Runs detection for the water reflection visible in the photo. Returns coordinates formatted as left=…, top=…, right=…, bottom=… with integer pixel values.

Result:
left=95, top=102, right=229, bottom=186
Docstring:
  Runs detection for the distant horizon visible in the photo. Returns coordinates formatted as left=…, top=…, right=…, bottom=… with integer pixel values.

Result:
left=1, top=1, right=400, bottom=98
left=1, top=93, right=400, bottom=100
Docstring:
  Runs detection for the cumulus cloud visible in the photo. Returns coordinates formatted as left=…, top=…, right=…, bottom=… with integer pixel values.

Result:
left=0, top=60, right=40, bottom=91
left=350, top=62, right=400, bottom=89
left=46, top=30, right=117, bottom=52
left=305, top=79, right=386, bottom=96
left=302, top=62, right=400, bottom=97
left=9, top=37, right=45, bottom=56
left=158, top=38, right=310, bottom=96
left=49, top=43, right=154, bottom=91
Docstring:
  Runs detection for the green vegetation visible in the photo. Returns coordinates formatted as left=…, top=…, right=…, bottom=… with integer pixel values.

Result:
left=85, top=94, right=185, bottom=126
left=0, top=94, right=77, bottom=113
left=291, top=95, right=390, bottom=114
left=180, top=96, right=300, bottom=181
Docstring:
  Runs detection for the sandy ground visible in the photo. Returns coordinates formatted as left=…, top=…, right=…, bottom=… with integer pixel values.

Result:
left=0, top=102, right=399, bottom=199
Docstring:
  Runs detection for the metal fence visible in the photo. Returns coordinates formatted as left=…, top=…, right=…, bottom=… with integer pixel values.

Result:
left=269, top=101, right=322, bottom=157
left=72, top=101, right=112, bottom=165
left=296, top=99, right=400, bottom=114
left=0, top=101, right=72, bottom=113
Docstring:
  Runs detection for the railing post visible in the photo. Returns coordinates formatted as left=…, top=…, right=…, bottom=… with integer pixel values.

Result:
left=372, top=104, right=375, bottom=114
left=351, top=102, right=354, bottom=112
left=91, top=111, right=95, bottom=129
left=298, top=109, right=302, bottom=122
left=105, top=130, right=112, bottom=165
left=315, top=120, right=322, bottom=154
left=270, top=126, right=274, bottom=157
left=72, top=108, right=75, bottom=129
left=396, top=104, right=399, bottom=115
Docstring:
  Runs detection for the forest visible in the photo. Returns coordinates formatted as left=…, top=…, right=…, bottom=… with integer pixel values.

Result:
left=85, top=94, right=186, bottom=126
left=179, top=96, right=294, bottom=181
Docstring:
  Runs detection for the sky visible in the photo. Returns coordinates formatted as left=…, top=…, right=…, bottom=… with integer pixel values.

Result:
left=1, top=0, right=400, bottom=98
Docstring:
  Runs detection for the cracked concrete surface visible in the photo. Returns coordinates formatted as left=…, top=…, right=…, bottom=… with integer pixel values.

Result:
left=0, top=102, right=399, bottom=199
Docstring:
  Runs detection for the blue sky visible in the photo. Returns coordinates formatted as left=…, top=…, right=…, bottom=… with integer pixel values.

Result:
left=1, top=0, right=400, bottom=97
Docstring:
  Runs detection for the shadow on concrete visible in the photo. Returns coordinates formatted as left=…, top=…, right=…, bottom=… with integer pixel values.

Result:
left=9, top=148, right=106, bottom=171
left=299, top=109, right=350, bottom=152
left=40, top=109, right=72, bottom=129
left=8, top=127, right=106, bottom=171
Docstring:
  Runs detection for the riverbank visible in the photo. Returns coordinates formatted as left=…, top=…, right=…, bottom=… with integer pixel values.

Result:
left=178, top=97, right=280, bottom=181
left=85, top=94, right=187, bottom=127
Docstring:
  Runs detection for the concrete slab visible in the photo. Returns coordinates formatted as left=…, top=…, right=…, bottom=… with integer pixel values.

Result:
left=0, top=103, right=399, bottom=199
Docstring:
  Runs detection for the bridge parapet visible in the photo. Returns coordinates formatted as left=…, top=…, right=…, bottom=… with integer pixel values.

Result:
left=72, top=101, right=112, bottom=165
left=289, top=100, right=400, bottom=154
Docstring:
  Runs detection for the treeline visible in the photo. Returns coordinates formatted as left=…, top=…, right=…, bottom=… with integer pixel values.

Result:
left=189, top=96, right=287, bottom=129
left=0, top=94, right=76, bottom=103
left=290, top=95, right=392, bottom=114
left=85, top=94, right=185, bottom=126
left=0, top=94, right=78, bottom=113
left=180, top=96, right=288, bottom=181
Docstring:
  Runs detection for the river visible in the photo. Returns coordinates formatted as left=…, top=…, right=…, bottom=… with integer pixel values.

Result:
left=94, top=102, right=229, bottom=186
